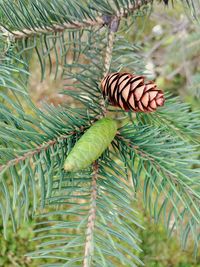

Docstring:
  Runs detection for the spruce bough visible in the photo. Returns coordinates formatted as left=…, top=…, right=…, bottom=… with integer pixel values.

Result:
left=0, top=0, right=199, bottom=266
left=64, top=117, right=118, bottom=172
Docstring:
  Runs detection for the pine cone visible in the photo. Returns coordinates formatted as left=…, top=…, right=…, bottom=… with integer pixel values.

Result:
left=101, top=72, right=165, bottom=112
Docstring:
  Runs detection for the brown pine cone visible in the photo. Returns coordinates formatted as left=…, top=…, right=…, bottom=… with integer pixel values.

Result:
left=101, top=72, right=165, bottom=112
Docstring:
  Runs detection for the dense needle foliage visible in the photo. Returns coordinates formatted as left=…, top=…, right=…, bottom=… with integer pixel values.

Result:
left=0, top=0, right=200, bottom=266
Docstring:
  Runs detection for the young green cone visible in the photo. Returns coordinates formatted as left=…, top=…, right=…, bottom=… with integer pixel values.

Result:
left=64, top=117, right=117, bottom=172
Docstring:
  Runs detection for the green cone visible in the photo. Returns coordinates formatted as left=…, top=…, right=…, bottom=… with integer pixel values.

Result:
left=64, top=117, right=118, bottom=172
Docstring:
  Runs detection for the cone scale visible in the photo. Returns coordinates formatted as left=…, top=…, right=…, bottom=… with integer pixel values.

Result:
left=101, top=72, right=165, bottom=112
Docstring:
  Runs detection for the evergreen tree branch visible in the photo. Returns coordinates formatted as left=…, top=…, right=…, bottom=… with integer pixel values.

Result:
left=117, top=132, right=200, bottom=205
left=83, top=162, right=98, bottom=267
left=28, top=157, right=142, bottom=266
left=103, top=17, right=120, bottom=76
left=1, top=1, right=152, bottom=79
left=103, top=31, right=115, bottom=76
left=1, top=17, right=104, bottom=41
left=100, top=16, right=120, bottom=114
left=1, top=0, right=152, bottom=41
left=136, top=95, right=200, bottom=143
left=1, top=0, right=199, bottom=262
left=0, top=103, right=94, bottom=236
left=116, top=125, right=200, bottom=250
left=0, top=131, right=76, bottom=174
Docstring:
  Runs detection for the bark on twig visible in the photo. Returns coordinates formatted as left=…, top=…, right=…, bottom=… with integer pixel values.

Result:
left=1, top=0, right=152, bottom=40
left=83, top=162, right=98, bottom=267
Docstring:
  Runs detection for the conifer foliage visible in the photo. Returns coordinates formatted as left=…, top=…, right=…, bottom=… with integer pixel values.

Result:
left=0, top=0, right=200, bottom=266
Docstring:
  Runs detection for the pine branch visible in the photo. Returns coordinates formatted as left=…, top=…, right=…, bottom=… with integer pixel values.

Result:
left=103, top=17, right=120, bottom=76
left=1, top=1, right=152, bottom=80
left=0, top=131, right=76, bottom=174
left=27, top=157, right=142, bottom=266
left=1, top=0, right=200, bottom=263
left=0, top=94, right=98, bottom=235
left=117, top=132, right=200, bottom=205
left=1, top=0, right=152, bottom=41
left=1, top=17, right=104, bottom=41
left=136, top=95, right=200, bottom=143
left=117, top=124, right=200, bottom=251
left=99, top=17, right=120, bottom=114
left=134, top=143, right=200, bottom=204
left=83, top=162, right=98, bottom=267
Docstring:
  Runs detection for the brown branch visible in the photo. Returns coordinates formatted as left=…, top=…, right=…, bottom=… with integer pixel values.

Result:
left=103, top=31, right=115, bottom=77
left=1, top=0, right=152, bottom=40
left=103, top=16, right=120, bottom=77
left=1, top=17, right=104, bottom=40
left=0, top=129, right=81, bottom=173
left=83, top=162, right=98, bottom=267
left=100, top=16, right=120, bottom=116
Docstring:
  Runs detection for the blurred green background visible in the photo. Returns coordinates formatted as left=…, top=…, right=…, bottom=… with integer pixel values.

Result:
left=0, top=2, right=200, bottom=266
